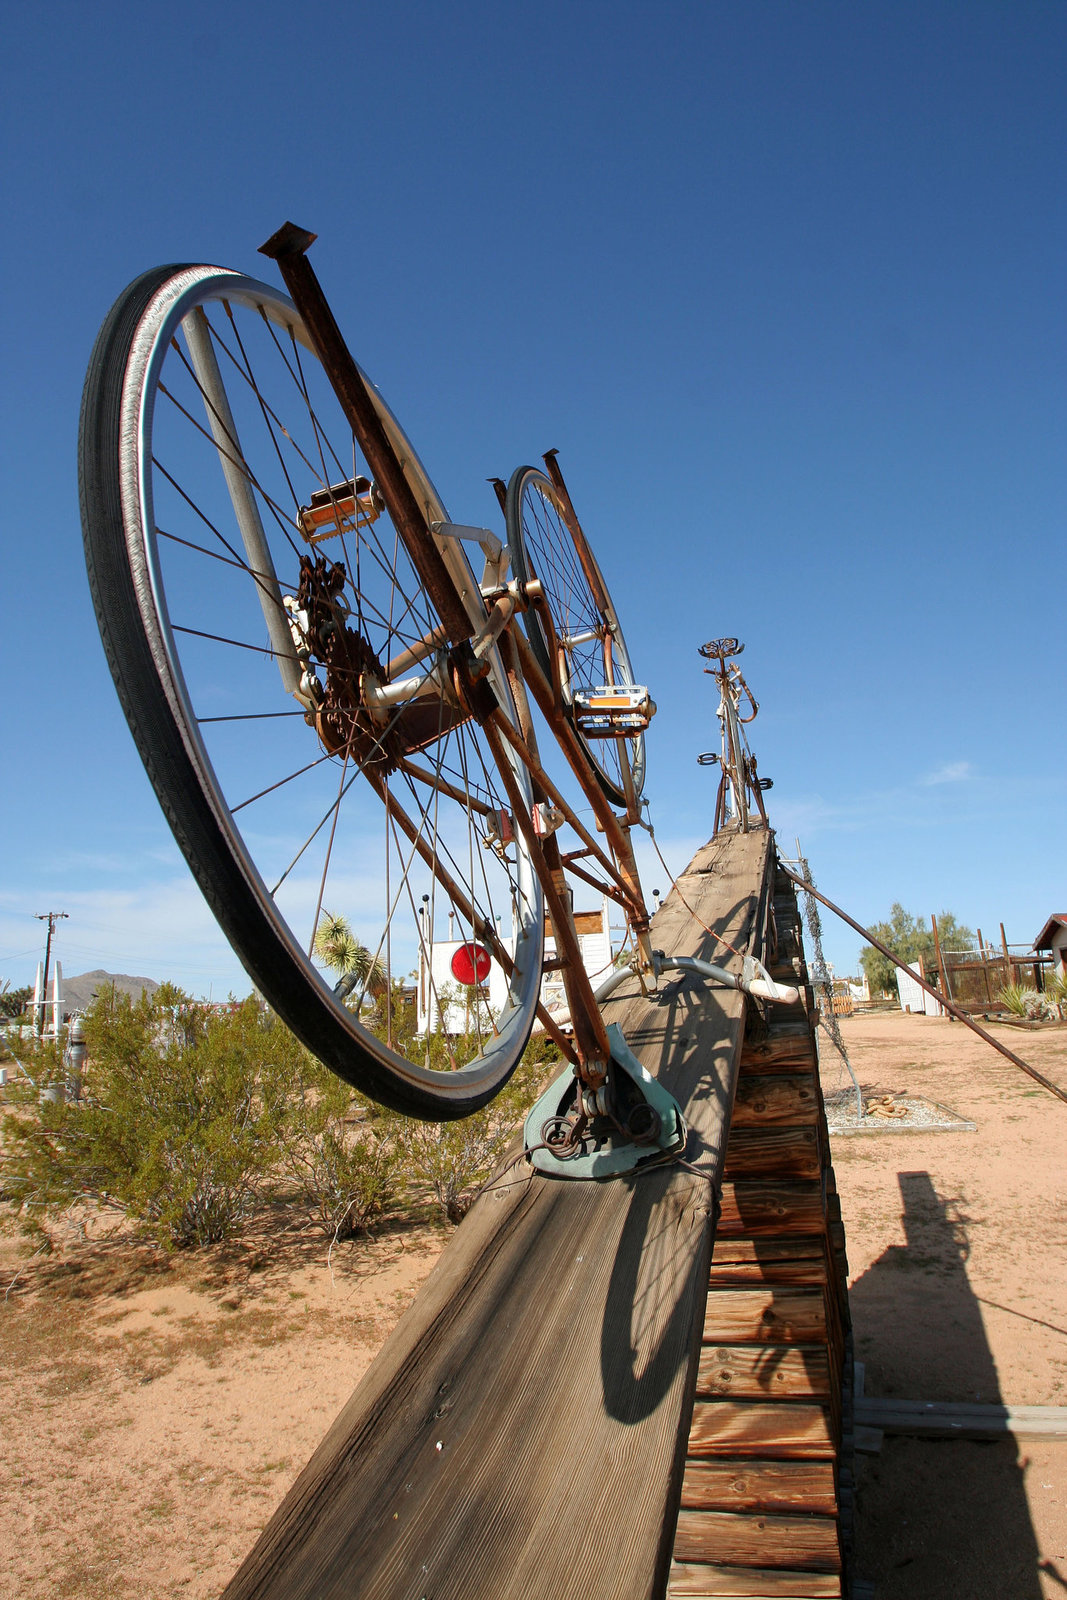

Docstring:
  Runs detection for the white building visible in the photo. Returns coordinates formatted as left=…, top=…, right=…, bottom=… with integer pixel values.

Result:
left=897, top=961, right=943, bottom=1017
left=416, top=899, right=614, bottom=1036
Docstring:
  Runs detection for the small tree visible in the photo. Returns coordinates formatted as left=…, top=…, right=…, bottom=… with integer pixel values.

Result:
left=313, top=911, right=386, bottom=1003
left=0, top=982, right=33, bottom=1020
left=859, top=905, right=973, bottom=998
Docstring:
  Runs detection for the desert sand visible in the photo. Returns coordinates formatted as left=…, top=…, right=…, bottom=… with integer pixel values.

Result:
left=1, top=1009, right=1064, bottom=1598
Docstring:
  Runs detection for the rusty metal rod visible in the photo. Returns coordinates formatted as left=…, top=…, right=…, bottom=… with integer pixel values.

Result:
left=482, top=707, right=611, bottom=1084
left=777, top=865, right=1067, bottom=1107
left=259, top=223, right=474, bottom=648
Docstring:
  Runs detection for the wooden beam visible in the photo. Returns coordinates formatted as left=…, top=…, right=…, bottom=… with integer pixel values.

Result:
left=673, top=1509, right=841, bottom=1569
left=680, top=1457, right=837, bottom=1515
left=696, top=1344, right=831, bottom=1400
left=686, top=1401, right=835, bottom=1459
left=855, top=1398, right=1067, bottom=1439
left=731, top=1075, right=818, bottom=1127
left=717, top=1182, right=826, bottom=1237
left=702, top=1289, right=827, bottom=1344
left=722, top=1128, right=821, bottom=1180
left=708, top=1258, right=828, bottom=1287
left=708, top=1238, right=827, bottom=1266
left=222, top=830, right=774, bottom=1600
left=668, top=1560, right=842, bottom=1596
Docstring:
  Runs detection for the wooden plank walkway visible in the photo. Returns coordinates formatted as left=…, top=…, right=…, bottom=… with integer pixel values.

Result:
left=222, top=829, right=774, bottom=1600
left=665, top=869, right=854, bottom=1599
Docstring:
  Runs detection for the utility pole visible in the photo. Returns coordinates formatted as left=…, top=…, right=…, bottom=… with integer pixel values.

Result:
left=35, top=911, right=68, bottom=1035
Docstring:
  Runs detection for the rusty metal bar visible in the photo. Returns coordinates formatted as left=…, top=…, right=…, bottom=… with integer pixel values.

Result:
left=558, top=856, right=626, bottom=906
left=511, top=626, right=650, bottom=948
left=258, top=223, right=474, bottom=648
left=394, top=757, right=496, bottom=817
left=482, top=709, right=611, bottom=1085
left=489, top=685, right=641, bottom=914
left=386, top=623, right=451, bottom=681
left=931, top=913, right=952, bottom=1006
left=541, top=449, right=609, bottom=614
left=776, top=865, right=1067, bottom=1107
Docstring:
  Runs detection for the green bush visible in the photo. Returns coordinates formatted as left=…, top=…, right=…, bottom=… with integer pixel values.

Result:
left=1, top=986, right=295, bottom=1250
left=279, top=1057, right=403, bottom=1240
left=399, top=1031, right=560, bottom=1223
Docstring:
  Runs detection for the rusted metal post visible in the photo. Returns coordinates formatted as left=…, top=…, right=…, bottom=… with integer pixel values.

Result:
left=931, top=913, right=952, bottom=1012
left=258, top=223, right=474, bottom=648
left=1000, top=921, right=1011, bottom=989
left=776, top=866, right=1067, bottom=1107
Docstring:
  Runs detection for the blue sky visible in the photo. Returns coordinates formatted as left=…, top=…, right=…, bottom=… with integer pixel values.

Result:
left=2, top=1, right=1063, bottom=997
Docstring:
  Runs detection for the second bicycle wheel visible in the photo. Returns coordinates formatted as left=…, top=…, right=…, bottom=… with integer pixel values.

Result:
left=79, top=263, right=544, bottom=1119
left=505, top=465, right=646, bottom=806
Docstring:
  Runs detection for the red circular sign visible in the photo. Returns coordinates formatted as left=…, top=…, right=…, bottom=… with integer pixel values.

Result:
left=450, top=942, right=492, bottom=986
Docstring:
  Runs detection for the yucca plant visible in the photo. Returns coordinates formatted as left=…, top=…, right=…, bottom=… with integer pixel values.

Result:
left=313, top=910, right=387, bottom=1003
left=998, top=983, right=1048, bottom=1020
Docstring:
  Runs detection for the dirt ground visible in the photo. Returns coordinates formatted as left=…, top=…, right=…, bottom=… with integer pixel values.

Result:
left=1, top=1009, right=1064, bottom=1598
left=822, top=1010, right=1067, bottom=1600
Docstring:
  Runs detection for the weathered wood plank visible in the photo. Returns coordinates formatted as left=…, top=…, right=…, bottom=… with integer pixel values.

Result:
left=722, top=1129, right=820, bottom=1180
left=703, top=1289, right=826, bottom=1344
left=687, top=1402, right=834, bottom=1459
left=696, top=1345, right=830, bottom=1400
left=717, top=1182, right=826, bottom=1237
left=667, top=1560, right=842, bottom=1597
left=680, top=1458, right=837, bottom=1514
left=739, top=1049, right=814, bottom=1077
left=709, top=1238, right=826, bottom=1266
left=730, top=1076, right=818, bottom=1128
left=708, top=1259, right=827, bottom=1288
left=673, top=1510, right=841, bottom=1569
left=221, top=830, right=773, bottom=1600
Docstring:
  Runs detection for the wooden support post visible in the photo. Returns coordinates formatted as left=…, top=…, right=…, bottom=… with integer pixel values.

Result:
left=930, top=913, right=951, bottom=1011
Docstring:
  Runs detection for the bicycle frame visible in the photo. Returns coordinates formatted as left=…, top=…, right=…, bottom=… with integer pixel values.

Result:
left=258, top=227, right=794, bottom=1153
left=698, top=639, right=770, bottom=835
left=260, top=224, right=661, bottom=1098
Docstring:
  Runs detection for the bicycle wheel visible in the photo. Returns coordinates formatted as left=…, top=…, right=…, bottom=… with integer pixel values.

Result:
left=505, top=465, right=645, bottom=807
left=79, top=264, right=544, bottom=1119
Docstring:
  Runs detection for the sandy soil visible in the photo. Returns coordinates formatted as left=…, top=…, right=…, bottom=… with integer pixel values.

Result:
left=823, top=1010, right=1067, bottom=1599
left=2, top=1010, right=1064, bottom=1598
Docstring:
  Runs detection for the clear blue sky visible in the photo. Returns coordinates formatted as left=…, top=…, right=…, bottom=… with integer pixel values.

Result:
left=2, top=1, right=1063, bottom=996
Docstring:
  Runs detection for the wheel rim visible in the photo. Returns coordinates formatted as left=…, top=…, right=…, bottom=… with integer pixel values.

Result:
left=506, top=468, right=645, bottom=806
left=99, top=267, right=543, bottom=1110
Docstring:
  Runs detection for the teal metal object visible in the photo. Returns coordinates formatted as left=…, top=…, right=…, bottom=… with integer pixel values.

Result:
left=524, top=1023, right=687, bottom=1179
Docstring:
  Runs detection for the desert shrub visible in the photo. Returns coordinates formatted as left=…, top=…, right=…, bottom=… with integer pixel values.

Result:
left=278, top=1057, right=403, bottom=1240
left=1, top=986, right=295, bottom=1249
left=1043, top=969, right=1067, bottom=1014
left=399, top=1030, right=561, bottom=1224
left=998, top=983, right=1058, bottom=1021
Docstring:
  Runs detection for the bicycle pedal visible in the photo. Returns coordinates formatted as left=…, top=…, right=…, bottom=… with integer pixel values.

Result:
left=572, top=686, right=655, bottom=737
left=298, top=477, right=382, bottom=542
left=524, top=1025, right=686, bottom=1180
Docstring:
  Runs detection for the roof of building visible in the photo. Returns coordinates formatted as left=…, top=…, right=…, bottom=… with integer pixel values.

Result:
left=1033, top=914, right=1067, bottom=950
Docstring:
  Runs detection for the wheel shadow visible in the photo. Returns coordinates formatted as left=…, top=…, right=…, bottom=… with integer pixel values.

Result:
left=850, top=1170, right=1046, bottom=1599
left=597, top=956, right=744, bottom=1426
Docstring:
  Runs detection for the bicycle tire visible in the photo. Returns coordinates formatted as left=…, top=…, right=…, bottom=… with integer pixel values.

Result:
left=505, top=465, right=645, bottom=806
left=79, top=263, right=544, bottom=1119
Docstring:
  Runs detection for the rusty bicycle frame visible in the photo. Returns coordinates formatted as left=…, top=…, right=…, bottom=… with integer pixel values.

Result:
left=260, top=223, right=659, bottom=1108
left=697, top=638, right=771, bottom=835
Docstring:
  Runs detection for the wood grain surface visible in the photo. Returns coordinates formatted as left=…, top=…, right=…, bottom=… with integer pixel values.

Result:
left=221, top=830, right=773, bottom=1600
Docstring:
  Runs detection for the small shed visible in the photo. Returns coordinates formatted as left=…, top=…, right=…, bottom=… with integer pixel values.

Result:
left=1034, top=914, right=1067, bottom=976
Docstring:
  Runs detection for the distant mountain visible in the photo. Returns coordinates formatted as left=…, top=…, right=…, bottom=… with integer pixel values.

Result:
left=61, top=969, right=160, bottom=1013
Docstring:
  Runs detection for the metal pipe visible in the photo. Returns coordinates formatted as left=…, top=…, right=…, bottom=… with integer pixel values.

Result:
left=182, top=308, right=303, bottom=697
left=776, top=865, right=1067, bottom=1106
